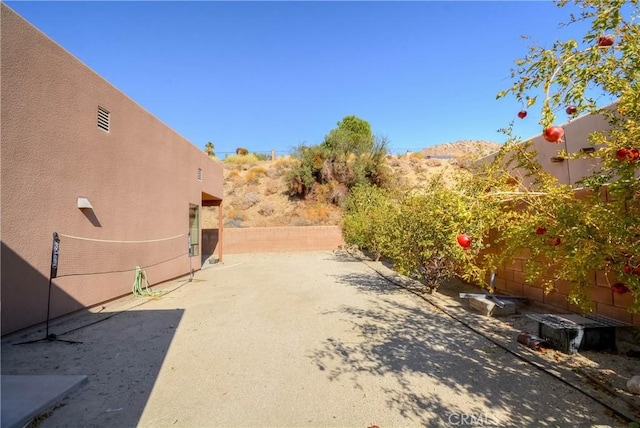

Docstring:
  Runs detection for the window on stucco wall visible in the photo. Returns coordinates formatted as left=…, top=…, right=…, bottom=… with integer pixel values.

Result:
left=189, top=204, right=199, bottom=257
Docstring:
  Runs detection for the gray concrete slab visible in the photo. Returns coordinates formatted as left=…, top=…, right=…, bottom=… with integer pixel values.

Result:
left=1, top=375, right=87, bottom=428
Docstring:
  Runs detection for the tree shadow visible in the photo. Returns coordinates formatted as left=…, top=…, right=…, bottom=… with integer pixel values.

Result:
left=327, top=250, right=363, bottom=264
left=330, top=250, right=427, bottom=294
left=328, top=272, right=403, bottom=295
left=308, top=271, right=625, bottom=426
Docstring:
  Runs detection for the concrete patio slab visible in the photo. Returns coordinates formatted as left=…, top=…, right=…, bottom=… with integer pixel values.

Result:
left=1, top=374, right=88, bottom=428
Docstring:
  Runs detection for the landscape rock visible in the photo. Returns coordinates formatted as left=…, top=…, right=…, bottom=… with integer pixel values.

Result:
left=626, top=375, right=640, bottom=394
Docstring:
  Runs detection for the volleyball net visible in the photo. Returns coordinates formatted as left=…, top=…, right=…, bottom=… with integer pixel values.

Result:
left=54, top=232, right=189, bottom=278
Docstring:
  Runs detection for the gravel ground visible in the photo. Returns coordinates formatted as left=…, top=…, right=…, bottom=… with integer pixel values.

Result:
left=2, top=250, right=636, bottom=427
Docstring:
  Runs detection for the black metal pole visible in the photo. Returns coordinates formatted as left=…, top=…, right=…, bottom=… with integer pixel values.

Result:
left=14, top=232, right=81, bottom=345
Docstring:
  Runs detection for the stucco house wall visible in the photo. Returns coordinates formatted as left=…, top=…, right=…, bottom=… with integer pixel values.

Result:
left=479, top=105, right=615, bottom=187
left=1, top=4, right=223, bottom=335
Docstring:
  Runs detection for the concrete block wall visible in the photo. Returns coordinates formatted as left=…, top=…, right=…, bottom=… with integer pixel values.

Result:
left=493, top=252, right=640, bottom=326
left=222, top=226, right=344, bottom=254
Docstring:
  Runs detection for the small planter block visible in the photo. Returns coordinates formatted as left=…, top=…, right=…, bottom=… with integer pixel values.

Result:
left=468, top=295, right=517, bottom=317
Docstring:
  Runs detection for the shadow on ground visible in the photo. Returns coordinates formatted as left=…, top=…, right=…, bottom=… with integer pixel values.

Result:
left=2, top=306, right=184, bottom=427
left=310, top=257, right=625, bottom=426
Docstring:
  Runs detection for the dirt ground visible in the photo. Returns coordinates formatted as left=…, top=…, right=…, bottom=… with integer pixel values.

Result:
left=350, top=250, right=640, bottom=424
left=2, top=250, right=638, bottom=427
left=427, top=272, right=640, bottom=424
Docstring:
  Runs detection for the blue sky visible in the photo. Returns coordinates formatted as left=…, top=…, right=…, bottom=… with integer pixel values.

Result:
left=7, top=1, right=596, bottom=156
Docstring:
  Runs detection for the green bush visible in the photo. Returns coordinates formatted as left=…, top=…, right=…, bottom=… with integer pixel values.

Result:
left=252, top=152, right=271, bottom=161
left=342, top=184, right=397, bottom=261
left=285, top=144, right=329, bottom=197
left=342, top=175, right=499, bottom=293
left=223, top=153, right=259, bottom=165
left=286, top=116, right=389, bottom=201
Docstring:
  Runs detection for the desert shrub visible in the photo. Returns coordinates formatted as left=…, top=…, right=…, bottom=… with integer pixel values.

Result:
left=329, top=181, right=349, bottom=205
left=286, top=116, right=389, bottom=201
left=291, top=216, right=313, bottom=226
left=224, top=154, right=259, bottom=166
left=342, top=184, right=398, bottom=261
left=285, top=144, right=329, bottom=197
left=272, top=156, right=298, bottom=169
left=308, top=182, right=331, bottom=203
left=225, top=218, right=243, bottom=228
left=234, top=192, right=261, bottom=210
left=258, top=203, right=275, bottom=217
left=410, top=157, right=426, bottom=173
left=386, top=156, right=401, bottom=167
left=451, top=153, right=476, bottom=169
left=264, top=179, right=281, bottom=196
left=244, top=192, right=261, bottom=205
left=225, top=209, right=246, bottom=228
left=267, top=157, right=297, bottom=178
left=424, top=158, right=442, bottom=167
left=226, top=169, right=241, bottom=181
left=252, top=152, right=271, bottom=161
left=236, top=147, right=249, bottom=156
left=356, top=149, right=393, bottom=188
left=245, top=166, right=268, bottom=184
left=301, top=203, right=332, bottom=224
left=384, top=168, right=410, bottom=192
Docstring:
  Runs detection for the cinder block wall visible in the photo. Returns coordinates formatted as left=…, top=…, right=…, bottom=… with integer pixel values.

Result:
left=223, top=226, right=344, bottom=254
left=493, top=251, right=640, bottom=326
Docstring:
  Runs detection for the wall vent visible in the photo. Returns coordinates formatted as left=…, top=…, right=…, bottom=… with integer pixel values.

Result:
left=97, top=106, right=110, bottom=132
left=197, top=168, right=202, bottom=181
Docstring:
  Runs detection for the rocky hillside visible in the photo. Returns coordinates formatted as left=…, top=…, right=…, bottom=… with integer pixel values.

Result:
left=203, top=141, right=502, bottom=228
left=420, top=140, right=501, bottom=158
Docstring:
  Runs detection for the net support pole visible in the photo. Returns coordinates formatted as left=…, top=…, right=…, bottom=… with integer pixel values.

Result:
left=14, top=232, right=81, bottom=345
left=46, top=232, right=60, bottom=339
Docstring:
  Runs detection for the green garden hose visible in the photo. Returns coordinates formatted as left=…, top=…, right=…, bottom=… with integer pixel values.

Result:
left=132, top=266, right=162, bottom=298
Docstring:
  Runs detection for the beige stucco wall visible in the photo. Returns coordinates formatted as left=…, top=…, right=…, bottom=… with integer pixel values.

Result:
left=1, top=4, right=223, bottom=334
left=479, top=105, right=615, bottom=187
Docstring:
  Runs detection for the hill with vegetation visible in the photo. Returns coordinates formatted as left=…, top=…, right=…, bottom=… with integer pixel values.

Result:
left=203, top=140, right=501, bottom=228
